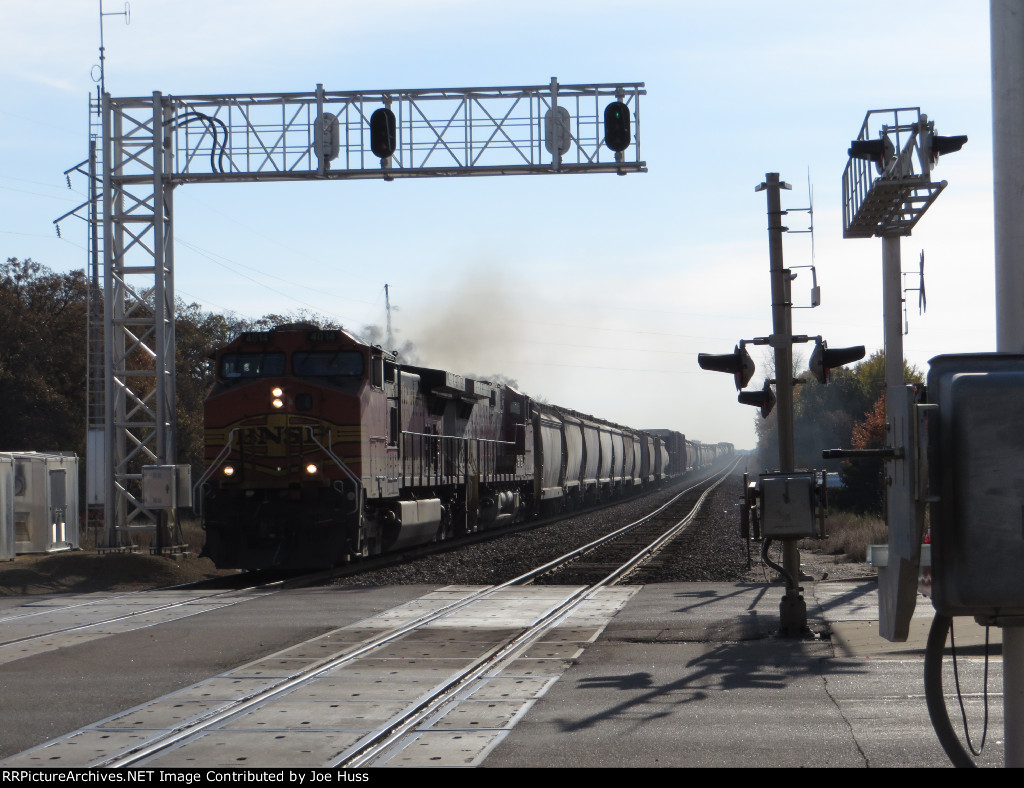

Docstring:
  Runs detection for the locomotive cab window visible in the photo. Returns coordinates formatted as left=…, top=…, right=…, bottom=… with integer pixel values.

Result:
left=293, top=351, right=365, bottom=378
left=221, top=353, right=286, bottom=379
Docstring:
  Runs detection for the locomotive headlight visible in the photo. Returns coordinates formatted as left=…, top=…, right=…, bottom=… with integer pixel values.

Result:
left=305, top=463, right=319, bottom=475
left=271, top=387, right=284, bottom=398
left=223, top=465, right=235, bottom=477
left=272, top=398, right=284, bottom=409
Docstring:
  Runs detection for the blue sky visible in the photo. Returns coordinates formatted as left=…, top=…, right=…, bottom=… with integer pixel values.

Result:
left=1, top=1, right=994, bottom=451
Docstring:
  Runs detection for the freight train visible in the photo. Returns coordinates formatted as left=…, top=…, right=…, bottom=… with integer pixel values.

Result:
left=197, top=324, right=733, bottom=570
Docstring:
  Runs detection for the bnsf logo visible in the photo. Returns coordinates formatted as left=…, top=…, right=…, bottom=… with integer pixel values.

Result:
left=241, top=425, right=326, bottom=445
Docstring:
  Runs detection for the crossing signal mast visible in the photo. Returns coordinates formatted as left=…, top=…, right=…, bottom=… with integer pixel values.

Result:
left=66, top=76, right=646, bottom=549
left=698, top=173, right=864, bottom=637
left=835, top=107, right=967, bottom=645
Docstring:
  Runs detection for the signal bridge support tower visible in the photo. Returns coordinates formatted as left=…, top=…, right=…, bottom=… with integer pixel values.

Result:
left=83, top=79, right=646, bottom=548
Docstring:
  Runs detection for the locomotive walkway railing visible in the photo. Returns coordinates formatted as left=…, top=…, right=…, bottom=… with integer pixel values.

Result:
left=304, top=426, right=362, bottom=489
left=192, top=425, right=363, bottom=517
left=192, top=427, right=239, bottom=516
left=400, top=431, right=519, bottom=489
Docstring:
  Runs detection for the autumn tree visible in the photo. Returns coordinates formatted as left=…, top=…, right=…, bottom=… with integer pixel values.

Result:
left=751, top=349, right=922, bottom=513
left=173, top=302, right=244, bottom=481
left=0, top=258, right=89, bottom=454
left=836, top=392, right=888, bottom=513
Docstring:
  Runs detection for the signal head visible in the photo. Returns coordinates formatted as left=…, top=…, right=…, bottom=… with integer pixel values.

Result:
left=925, top=133, right=968, bottom=168
left=603, top=101, right=632, bottom=153
left=697, top=344, right=755, bottom=390
left=848, top=136, right=895, bottom=175
left=370, top=107, right=397, bottom=159
left=738, top=382, right=776, bottom=418
left=809, top=340, right=865, bottom=384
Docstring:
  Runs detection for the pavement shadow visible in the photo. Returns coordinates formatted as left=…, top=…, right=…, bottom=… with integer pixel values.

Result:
left=559, top=637, right=867, bottom=733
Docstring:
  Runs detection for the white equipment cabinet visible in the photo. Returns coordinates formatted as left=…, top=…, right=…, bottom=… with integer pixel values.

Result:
left=0, top=456, right=13, bottom=560
left=0, top=452, right=79, bottom=555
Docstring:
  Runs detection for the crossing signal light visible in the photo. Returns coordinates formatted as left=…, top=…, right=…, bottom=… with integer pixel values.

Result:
left=370, top=107, right=397, bottom=159
left=809, top=340, right=865, bottom=384
left=698, top=345, right=755, bottom=390
left=738, top=382, right=776, bottom=418
left=923, top=133, right=967, bottom=167
left=848, top=136, right=895, bottom=175
left=604, top=101, right=631, bottom=152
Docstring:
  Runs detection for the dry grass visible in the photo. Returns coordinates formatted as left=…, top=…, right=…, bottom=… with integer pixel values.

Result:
left=0, top=550, right=231, bottom=595
left=78, top=513, right=206, bottom=554
left=177, top=515, right=206, bottom=552
left=804, top=510, right=887, bottom=562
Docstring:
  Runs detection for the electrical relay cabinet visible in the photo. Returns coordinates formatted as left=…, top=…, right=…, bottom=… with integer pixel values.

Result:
left=928, top=353, right=1024, bottom=620
left=758, top=472, right=823, bottom=539
left=141, top=465, right=192, bottom=510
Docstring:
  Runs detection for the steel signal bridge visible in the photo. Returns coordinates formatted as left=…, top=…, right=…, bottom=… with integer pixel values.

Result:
left=75, top=78, right=646, bottom=548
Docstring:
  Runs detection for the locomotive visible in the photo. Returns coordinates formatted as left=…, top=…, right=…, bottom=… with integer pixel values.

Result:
left=198, top=324, right=732, bottom=570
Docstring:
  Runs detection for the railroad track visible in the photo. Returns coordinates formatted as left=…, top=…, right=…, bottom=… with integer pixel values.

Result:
left=532, top=459, right=740, bottom=586
left=0, top=471, right=717, bottom=666
left=314, top=470, right=719, bottom=583
left=26, top=460, right=737, bottom=768
left=0, top=582, right=283, bottom=667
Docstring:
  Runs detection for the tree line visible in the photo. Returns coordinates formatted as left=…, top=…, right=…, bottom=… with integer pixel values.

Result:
left=752, top=350, right=923, bottom=513
left=3, top=256, right=901, bottom=515
left=0, top=257, right=335, bottom=488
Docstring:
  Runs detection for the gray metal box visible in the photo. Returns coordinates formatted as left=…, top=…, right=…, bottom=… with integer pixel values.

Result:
left=142, top=466, right=176, bottom=509
left=142, top=465, right=192, bottom=509
left=759, top=472, right=818, bottom=538
left=176, top=464, right=193, bottom=509
left=928, top=354, right=1024, bottom=618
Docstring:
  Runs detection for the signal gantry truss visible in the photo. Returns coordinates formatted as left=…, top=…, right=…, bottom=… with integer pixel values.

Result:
left=124, top=80, right=646, bottom=185
left=93, top=79, right=645, bottom=545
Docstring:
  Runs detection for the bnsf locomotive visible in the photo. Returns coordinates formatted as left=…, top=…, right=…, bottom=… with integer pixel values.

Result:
left=198, top=324, right=732, bottom=570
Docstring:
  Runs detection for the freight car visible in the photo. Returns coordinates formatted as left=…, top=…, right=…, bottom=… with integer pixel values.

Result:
left=197, top=324, right=730, bottom=570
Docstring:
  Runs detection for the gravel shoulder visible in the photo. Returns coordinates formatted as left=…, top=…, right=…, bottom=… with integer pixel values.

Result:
left=0, top=551, right=232, bottom=596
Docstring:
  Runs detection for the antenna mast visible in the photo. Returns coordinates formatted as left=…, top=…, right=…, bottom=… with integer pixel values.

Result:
left=94, top=0, right=130, bottom=102
left=385, top=284, right=394, bottom=351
